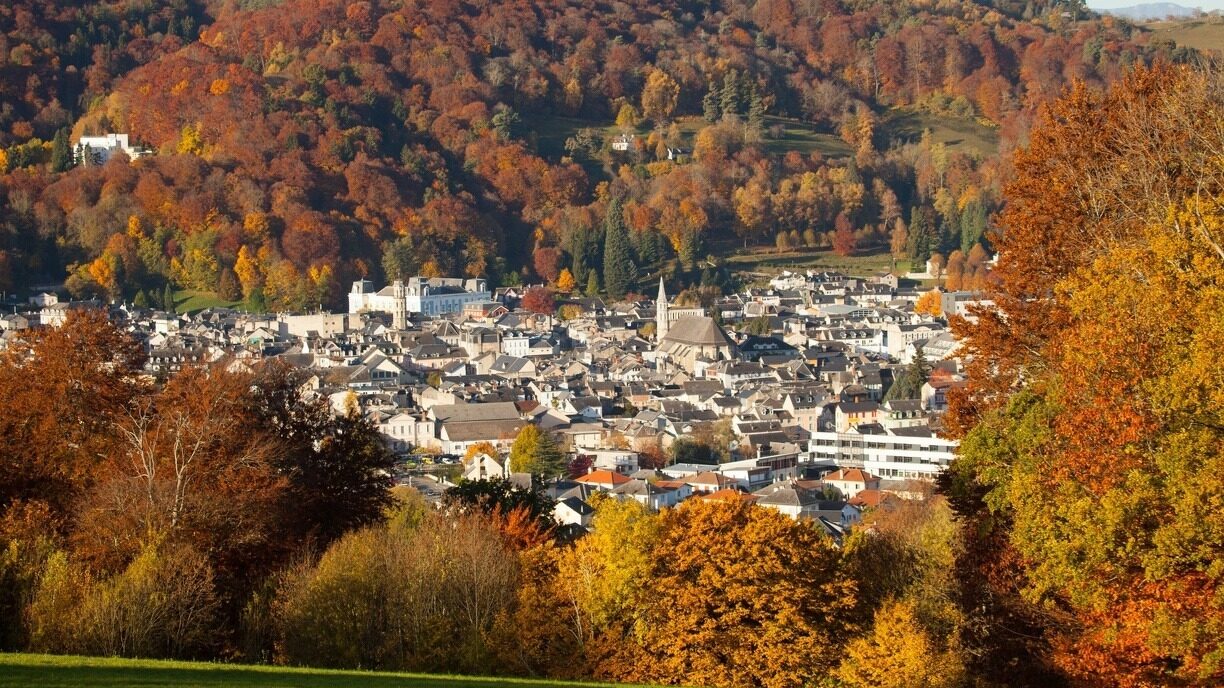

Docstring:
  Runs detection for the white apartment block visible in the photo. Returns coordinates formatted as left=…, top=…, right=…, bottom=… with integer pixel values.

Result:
left=808, top=429, right=957, bottom=480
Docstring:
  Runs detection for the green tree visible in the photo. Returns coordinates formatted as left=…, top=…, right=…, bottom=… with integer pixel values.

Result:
left=382, top=236, right=418, bottom=282
left=884, top=346, right=930, bottom=401
left=602, top=197, right=633, bottom=300
left=959, top=198, right=988, bottom=254
left=907, top=206, right=936, bottom=263
left=444, top=478, right=556, bottom=531
left=507, top=424, right=565, bottom=477
left=702, top=88, right=721, bottom=122
left=249, top=363, right=395, bottom=545
left=162, top=284, right=176, bottom=312
left=585, top=270, right=600, bottom=297
left=50, top=128, right=73, bottom=173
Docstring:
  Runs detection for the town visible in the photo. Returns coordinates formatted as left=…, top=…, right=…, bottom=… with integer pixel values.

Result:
left=1, top=268, right=978, bottom=538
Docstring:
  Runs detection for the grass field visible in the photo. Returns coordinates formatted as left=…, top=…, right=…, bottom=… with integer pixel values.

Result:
left=881, top=108, right=999, bottom=157
left=0, top=653, right=644, bottom=688
left=1144, top=18, right=1224, bottom=55
left=171, top=289, right=242, bottom=314
left=722, top=245, right=909, bottom=278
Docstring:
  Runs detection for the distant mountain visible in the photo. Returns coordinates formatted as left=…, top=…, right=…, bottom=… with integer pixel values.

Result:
left=1096, top=3, right=1202, bottom=20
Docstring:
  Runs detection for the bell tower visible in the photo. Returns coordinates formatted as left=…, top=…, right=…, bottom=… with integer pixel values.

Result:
left=391, top=279, right=407, bottom=330
left=656, top=276, right=669, bottom=342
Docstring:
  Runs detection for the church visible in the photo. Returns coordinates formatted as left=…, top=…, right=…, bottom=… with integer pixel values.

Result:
left=655, top=278, right=736, bottom=375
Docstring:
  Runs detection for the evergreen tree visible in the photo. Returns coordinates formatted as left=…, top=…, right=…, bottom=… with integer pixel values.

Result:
left=906, top=206, right=935, bottom=264
left=602, top=197, right=634, bottom=299
left=634, top=229, right=661, bottom=266
left=585, top=270, right=600, bottom=297
left=702, top=88, right=721, bottom=123
left=50, top=128, right=73, bottom=173
left=162, top=284, right=176, bottom=312
left=720, top=70, right=741, bottom=117
left=883, top=346, right=931, bottom=401
left=959, top=198, right=988, bottom=253
left=747, top=86, right=765, bottom=132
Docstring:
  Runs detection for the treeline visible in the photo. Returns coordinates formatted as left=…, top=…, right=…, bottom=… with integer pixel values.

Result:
left=941, top=64, right=1224, bottom=687
left=0, top=0, right=1183, bottom=308
left=0, top=310, right=395, bottom=656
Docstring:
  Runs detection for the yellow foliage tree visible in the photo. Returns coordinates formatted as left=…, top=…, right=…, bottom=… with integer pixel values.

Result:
left=837, top=599, right=964, bottom=688
left=615, top=500, right=856, bottom=688
left=234, top=246, right=264, bottom=298
left=462, top=441, right=498, bottom=466
left=640, top=69, right=679, bottom=122
left=177, top=123, right=204, bottom=156
left=556, top=268, right=576, bottom=292
left=556, top=496, right=660, bottom=636
left=243, top=212, right=270, bottom=240
left=915, top=288, right=943, bottom=317
left=614, top=103, right=640, bottom=128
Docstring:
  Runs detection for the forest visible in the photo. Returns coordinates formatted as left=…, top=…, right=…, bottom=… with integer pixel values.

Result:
left=0, top=0, right=1194, bottom=308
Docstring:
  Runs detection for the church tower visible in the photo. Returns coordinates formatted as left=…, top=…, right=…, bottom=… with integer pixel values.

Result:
left=656, top=276, right=669, bottom=342
left=391, top=279, right=408, bottom=330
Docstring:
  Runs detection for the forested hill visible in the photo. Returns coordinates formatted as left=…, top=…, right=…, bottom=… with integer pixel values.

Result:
left=0, top=0, right=1194, bottom=309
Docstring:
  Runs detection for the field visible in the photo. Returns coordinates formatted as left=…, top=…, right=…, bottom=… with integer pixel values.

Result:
left=881, top=109, right=999, bottom=157
left=1144, top=18, right=1224, bottom=55
left=170, top=289, right=242, bottom=314
left=0, top=654, right=644, bottom=688
left=721, top=245, right=910, bottom=279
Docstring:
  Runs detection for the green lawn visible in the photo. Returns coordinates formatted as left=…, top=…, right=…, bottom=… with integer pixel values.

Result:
left=722, top=245, right=908, bottom=278
left=170, top=289, right=242, bottom=314
left=759, top=116, right=851, bottom=158
left=0, top=654, right=642, bottom=688
left=881, top=108, right=999, bottom=157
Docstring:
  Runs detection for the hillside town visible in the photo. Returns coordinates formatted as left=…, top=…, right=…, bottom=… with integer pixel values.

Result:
left=1, top=270, right=975, bottom=539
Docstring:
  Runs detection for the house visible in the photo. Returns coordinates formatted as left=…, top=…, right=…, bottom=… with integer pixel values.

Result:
left=554, top=497, right=594, bottom=527
left=463, top=453, right=509, bottom=481
left=611, top=133, right=635, bottom=151
left=75, top=133, right=149, bottom=165
left=586, top=449, right=640, bottom=475
left=820, top=468, right=881, bottom=500
left=575, top=469, right=633, bottom=491
left=835, top=401, right=880, bottom=432
left=349, top=277, right=491, bottom=320
left=610, top=479, right=681, bottom=510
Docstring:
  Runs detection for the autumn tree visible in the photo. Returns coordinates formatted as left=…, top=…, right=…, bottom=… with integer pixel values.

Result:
left=640, top=69, right=680, bottom=123
left=837, top=599, right=964, bottom=688
left=833, top=213, right=857, bottom=256
left=521, top=286, right=555, bottom=315
left=463, top=442, right=499, bottom=465
left=915, top=288, right=942, bottom=317
left=613, top=500, right=856, bottom=688
left=943, top=66, right=1224, bottom=687
left=508, top=424, right=565, bottom=477
left=0, top=310, right=144, bottom=521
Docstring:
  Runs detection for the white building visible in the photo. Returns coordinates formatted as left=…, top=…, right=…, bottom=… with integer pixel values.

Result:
left=349, top=277, right=491, bottom=323
left=808, top=428, right=957, bottom=480
left=75, top=134, right=149, bottom=165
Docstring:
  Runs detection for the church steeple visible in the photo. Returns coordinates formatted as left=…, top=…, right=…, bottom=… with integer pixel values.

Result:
left=656, top=276, right=669, bottom=342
